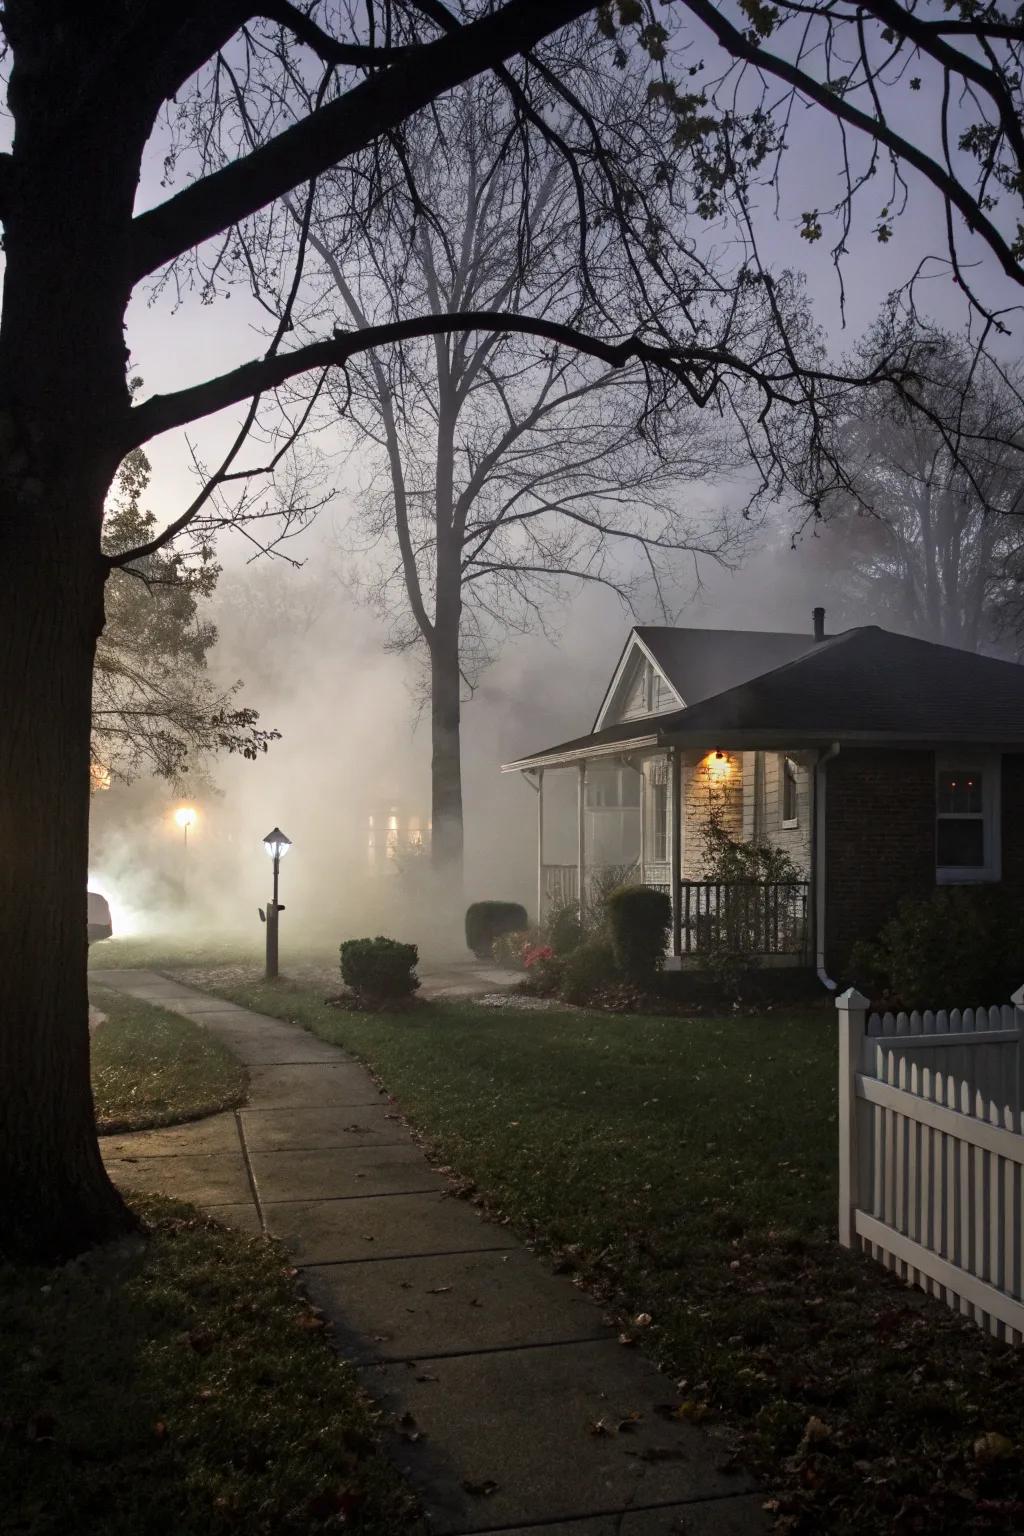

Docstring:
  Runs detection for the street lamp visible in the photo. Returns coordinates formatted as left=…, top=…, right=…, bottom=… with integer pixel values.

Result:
left=174, top=806, right=197, bottom=901
left=260, top=826, right=292, bottom=979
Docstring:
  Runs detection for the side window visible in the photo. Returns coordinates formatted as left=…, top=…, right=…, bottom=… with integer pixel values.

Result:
left=781, top=756, right=799, bottom=828
left=936, top=757, right=1000, bottom=881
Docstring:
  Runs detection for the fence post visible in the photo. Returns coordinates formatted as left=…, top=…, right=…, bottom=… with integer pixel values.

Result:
left=837, top=986, right=869, bottom=1248
left=1012, top=982, right=1024, bottom=1135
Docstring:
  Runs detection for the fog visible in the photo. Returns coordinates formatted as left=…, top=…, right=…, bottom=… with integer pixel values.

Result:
left=87, top=502, right=855, bottom=962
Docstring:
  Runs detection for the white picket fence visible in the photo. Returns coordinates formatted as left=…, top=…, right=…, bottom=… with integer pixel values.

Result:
left=838, top=986, right=1024, bottom=1343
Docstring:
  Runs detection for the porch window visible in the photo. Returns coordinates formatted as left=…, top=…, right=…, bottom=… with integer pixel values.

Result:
left=650, top=780, right=668, bottom=862
left=936, top=756, right=1000, bottom=882
left=781, top=756, right=799, bottom=828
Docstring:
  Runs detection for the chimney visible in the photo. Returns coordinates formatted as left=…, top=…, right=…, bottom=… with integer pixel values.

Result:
left=812, top=606, right=826, bottom=642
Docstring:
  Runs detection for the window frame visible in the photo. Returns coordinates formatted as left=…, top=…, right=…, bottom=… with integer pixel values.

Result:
left=935, top=753, right=1001, bottom=885
left=780, top=755, right=799, bottom=830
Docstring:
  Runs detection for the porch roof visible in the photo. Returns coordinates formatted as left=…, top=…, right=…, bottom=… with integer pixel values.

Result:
left=502, top=626, right=1024, bottom=771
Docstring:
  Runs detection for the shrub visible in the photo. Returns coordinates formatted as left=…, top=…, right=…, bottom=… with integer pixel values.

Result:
left=848, top=887, right=1023, bottom=1008
left=465, top=901, right=528, bottom=960
left=545, top=899, right=584, bottom=956
left=606, top=885, right=672, bottom=983
left=340, top=936, right=420, bottom=1002
left=491, top=929, right=533, bottom=969
left=520, top=944, right=563, bottom=995
left=560, top=937, right=620, bottom=1004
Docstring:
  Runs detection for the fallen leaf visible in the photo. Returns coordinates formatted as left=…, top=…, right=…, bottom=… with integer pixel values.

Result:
left=462, top=1478, right=499, bottom=1497
left=397, top=1411, right=423, bottom=1443
left=802, top=1415, right=830, bottom=1445
left=426, top=1286, right=452, bottom=1295
left=634, top=1312, right=653, bottom=1327
left=974, top=1431, right=1015, bottom=1464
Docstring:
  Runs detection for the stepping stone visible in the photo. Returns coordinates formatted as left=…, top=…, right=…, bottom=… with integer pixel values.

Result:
left=104, top=1152, right=251, bottom=1206
left=305, top=1249, right=612, bottom=1362
left=361, top=1337, right=756, bottom=1534
left=247, top=1063, right=381, bottom=1108
left=265, top=1190, right=517, bottom=1265
left=251, top=1145, right=443, bottom=1204
left=239, top=1104, right=414, bottom=1152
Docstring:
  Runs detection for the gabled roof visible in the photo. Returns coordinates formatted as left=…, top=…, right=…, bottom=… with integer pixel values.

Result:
left=635, top=625, right=820, bottom=707
left=501, top=625, right=1024, bottom=771
left=659, top=627, right=1024, bottom=745
left=593, top=624, right=817, bottom=730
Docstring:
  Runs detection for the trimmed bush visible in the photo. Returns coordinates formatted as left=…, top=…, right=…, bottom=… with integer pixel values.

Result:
left=340, top=936, right=420, bottom=1002
left=546, top=900, right=584, bottom=955
left=560, top=938, right=620, bottom=1004
left=606, top=885, right=672, bottom=983
left=847, top=886, right=1024, bottom=1008
left=465, top=901, right=528, bottom=960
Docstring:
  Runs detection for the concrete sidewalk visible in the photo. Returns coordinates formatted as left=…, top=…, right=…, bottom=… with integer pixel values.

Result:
left=90, top=967, right=765, bottom=1536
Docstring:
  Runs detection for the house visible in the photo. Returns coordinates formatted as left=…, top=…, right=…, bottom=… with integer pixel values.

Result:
left=501, top=610, right=1024, bottom=985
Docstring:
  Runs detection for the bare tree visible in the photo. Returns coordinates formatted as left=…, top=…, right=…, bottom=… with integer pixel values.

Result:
left=2, top=1, right=1023, bottom=1263
left=95, top=451, right=278, bottom=784
left=291, top=77, right=744, bottom=885
left=816, top=325, right=1024, bottom=651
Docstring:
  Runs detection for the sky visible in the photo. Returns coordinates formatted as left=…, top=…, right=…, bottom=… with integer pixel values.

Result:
left=85, top=9, right=1024, bottom=951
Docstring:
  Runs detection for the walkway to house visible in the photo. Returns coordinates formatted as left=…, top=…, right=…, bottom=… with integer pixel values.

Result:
left=89, top=967, right=765, bottom=1536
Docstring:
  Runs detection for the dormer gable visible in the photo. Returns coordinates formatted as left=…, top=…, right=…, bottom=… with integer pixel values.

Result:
left=594, top=633, right=684, bottom=730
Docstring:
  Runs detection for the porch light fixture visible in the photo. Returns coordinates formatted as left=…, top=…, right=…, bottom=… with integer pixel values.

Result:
left=708, top=750, right=731, bottom=782
left=261, top=826, right=292, bottom=980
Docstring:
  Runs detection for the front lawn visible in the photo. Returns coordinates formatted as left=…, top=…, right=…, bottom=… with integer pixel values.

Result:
left=0, top=1196, right=422, bottom=1536
left=90, top=986, right=248, bottom=1133
left=160, top=960, right=1024, bottom=1536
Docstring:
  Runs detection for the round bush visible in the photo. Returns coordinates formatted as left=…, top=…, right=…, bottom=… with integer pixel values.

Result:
left=606, top=885, right=672, bottom=983
left=560, top=938, right=620, bottom=1004
left=340, top=936, right=420, bottom=1001
left=465, top=901, right=528, bottom=960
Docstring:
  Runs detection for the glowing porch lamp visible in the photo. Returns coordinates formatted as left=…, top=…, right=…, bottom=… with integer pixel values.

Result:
left=708, top=750, right=731, bottom=783
left=260, top=826, right=292, bottom=980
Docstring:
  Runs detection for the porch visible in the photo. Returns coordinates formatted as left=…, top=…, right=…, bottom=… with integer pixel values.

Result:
left=524, top=745, right=815, bottom=965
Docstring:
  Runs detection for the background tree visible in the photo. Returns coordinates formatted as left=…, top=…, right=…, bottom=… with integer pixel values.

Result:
left=95, top=451, right=278, bottom=785
left=2, top=0, right=1023, bottom=1264
left=295, top=76, right=744, bottom=886
left=815, top=325, right=1024, bottom=650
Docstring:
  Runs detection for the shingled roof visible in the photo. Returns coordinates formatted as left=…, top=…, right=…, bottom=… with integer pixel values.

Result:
left=502, top=626, right=1024, bottom=770
left=633, top=625, right=819, bottom=707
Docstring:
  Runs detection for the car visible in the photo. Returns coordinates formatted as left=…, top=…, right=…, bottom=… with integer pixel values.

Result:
left=87, top=890, right=112, bottom=944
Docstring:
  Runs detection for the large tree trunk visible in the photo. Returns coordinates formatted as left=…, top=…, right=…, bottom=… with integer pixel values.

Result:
left=430, top=618, right=465, bottom=896
left=0, top=38, right=146, bottom=1260
left=0, top=492, right=134, bottom=1262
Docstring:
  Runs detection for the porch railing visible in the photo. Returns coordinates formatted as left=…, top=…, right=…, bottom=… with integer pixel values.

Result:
left=541, top=869, right=812, bottom=959
left=680, top=879, right=811, bottom=958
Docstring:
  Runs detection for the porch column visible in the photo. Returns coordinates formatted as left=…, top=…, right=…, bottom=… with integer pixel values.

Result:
left=536, top=768, right=545, bottom=925
left=670, top=747, right=682, bottom=955
left=577, top=761, right=586, bottom=914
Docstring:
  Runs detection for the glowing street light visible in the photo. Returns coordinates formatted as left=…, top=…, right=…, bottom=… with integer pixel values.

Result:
left=260, top=826, right=292, bottom=979
left=174, top=805, right=198, bottom=848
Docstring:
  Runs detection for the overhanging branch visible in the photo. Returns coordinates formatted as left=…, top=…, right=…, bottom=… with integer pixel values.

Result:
left=129, top=0, right=595, bottom=282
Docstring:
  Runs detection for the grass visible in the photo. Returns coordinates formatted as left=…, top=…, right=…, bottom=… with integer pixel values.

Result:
left=135, top=946, right=1024, bottom=1536
left=89, top=987, right=248, bottom=1134
left=0, top=1195, right=422, bottom=1536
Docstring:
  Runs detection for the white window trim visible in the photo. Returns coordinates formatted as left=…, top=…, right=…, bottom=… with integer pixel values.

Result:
left=780, top=754, right=799, bottom=830
left=936, top=752, right=1001, bottom=884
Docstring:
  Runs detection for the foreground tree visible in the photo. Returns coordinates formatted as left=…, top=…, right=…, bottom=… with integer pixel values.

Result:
left=1, top=1, right=1023, bottom=1262
left=817, top=325, right=1024, bottom=649
left=96, top=450, right=278, bottom=783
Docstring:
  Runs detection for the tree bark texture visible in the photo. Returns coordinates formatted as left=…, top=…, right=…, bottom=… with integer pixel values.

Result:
left=0, top=32, right=147, bottom=1260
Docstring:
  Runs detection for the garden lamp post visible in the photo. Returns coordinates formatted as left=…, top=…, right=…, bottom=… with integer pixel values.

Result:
left=261, top=826, right=292, bottom=980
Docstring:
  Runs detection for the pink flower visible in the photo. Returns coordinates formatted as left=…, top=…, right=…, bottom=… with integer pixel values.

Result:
left=523, top=944, right=554, bottom=969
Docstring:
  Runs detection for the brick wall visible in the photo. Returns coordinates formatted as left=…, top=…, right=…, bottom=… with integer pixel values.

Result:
left=1001, top=754, right=1024, bottom=902
left=681, top=749, right=742, bottom=878
left=824, top=749, right=936, bottom=972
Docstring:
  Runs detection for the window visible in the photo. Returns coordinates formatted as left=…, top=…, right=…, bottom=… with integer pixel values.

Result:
left=781, top=756, right=799, bottom=828
left=936, top=756, right=1001, bottom=882
left=585, top=765, right=641, bottom=809
left=650, top=781, right=668, bottom=862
